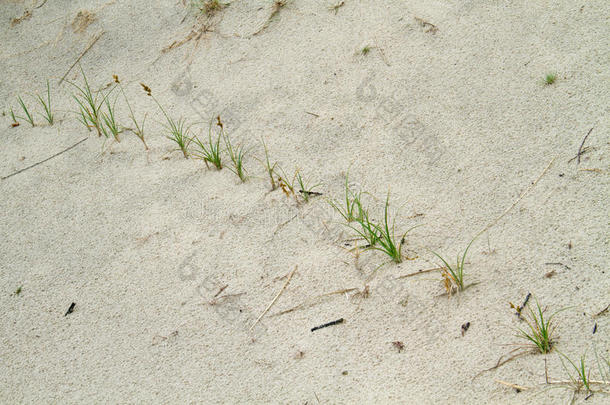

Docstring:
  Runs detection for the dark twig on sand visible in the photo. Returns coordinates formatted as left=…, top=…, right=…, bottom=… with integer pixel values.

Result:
left=1, top=137, right=88, bottom=181
left=311, top=318, right=344, bottom=332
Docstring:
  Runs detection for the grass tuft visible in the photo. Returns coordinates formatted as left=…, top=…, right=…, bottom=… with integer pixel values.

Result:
left=68, top=66, right=112, bottom=136
left=348, top=192, right=419, bottom=263
left=142, top=83, right=191, bottom=158
left=16, top=96, right=34, bottom=126
left=115, top=75, right=148, bottom=150
left=192, top=117, right=223, bottom=169
left=329, top=170, right=364, bottom=223
left=544, top=73, right=557, bottom=85
left=221, top=116, right=248, bottom=182
left=165, top=117, right=192, bottom=158
left=259, top=138, right=278, bottom=190
left=35, top=80, right=54, bottom=125
left=516, top=297, right=561, bottom=354
left=100, top=94, right=121, bottom=142
left=431, top=237, right=476, bottom=294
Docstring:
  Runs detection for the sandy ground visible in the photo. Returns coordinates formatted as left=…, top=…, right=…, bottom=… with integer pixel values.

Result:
left=1, top=0, right=609, bottom=403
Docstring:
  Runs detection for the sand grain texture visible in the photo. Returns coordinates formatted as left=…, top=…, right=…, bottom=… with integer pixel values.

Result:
left=1, top=0, right=608, bottom=403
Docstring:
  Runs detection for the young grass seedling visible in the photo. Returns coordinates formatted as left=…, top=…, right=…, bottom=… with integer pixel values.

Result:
left=165, top=116, right=192, bottom=158
left=191, top=117, right=223, bottom=169
left=516, top=297, right=561, bottom=354
left=544, top=73, right=557, bottom=85
left=559, top=352, right=592, bottom=396
left=329, top=170, right=364, bottom=223
left=68, top=66, right=113, bottom=136
left=221, top=117, right=248, bottom=182
left=9, top=107, right=19, bottom=127
left=370, top=193, right=418, bottom=263
left=100, top=94, right=121, bottom=142
left=16, top=96, right=34, bottom=126
left=259, top=138, right=278, bottom=190
left=35, top=80, right=54, bottom=125
left=114, top=75, right=147, bottom=150
left=361, top=45, right=371, bottom=55
left=142, top=83, right=191, bottom=158
left=349, top=193, right=419, bottom=263
left=431, top=237, right=476, bottom=295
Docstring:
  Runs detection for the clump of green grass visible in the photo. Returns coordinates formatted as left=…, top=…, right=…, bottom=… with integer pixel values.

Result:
left=221, top=117, right=248, bottom=182
left=141, top=83, right=191, bottom=158
left=349, top=193, right=419, bottom=263
left=329, top=170, right=364, bottom=223
left=35, top=80, right=54, bottom=125
left=165, top=117, right=192, bottom=158
left=68, top=66, right=112, bottom=136
left=544, top=73, right=557, bottom=85
left=14, top=286, right=22, bottom=296
left=352, top=206, right=381, bottom=247
left=16, top=96, right=34, bottom=126
left=115, top=75, right=147, bottom=150
left=100, top=95, right=121, bottom=142
left=516, top=297, right=561, bottom=354
left=431, top=237, right=476, bottom=295
left=361, top=45, right=371, bottom=55
left=192, top=117, right=223, bottom=169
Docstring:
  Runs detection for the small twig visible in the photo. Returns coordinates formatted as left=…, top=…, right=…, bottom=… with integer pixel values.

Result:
left=208, top=292, right=245, bottom=305
left=374, top=38, right=390, bottom=66
left=35, top=0, right=48, bottom=9
left=305, top=111, right=319, bottom=117
left=544, top=262, right=571, bottom=271
left=272, top=287, right=358, bottom=316
left=64, top=302, right=76, bottom=316
left=495, top=380, right=530, bottom=391
left=576, top=127, right=594, bottom=164
left=577, top=168, right=604, bottom=173
left=272, top=214, right=298, bottom=236
left=58, top=31, right=104, bottom=85
left=1, top=137, right=88, bottom=181
left=213, top=284, right=228, bottom=298
left=474, top=157, right=556, bottom=240
left=311, top=318, right=344, bottom=332
left=394, top=267, right=443, bottom=279
left=414, top=16, right=438, bottom=34
left=298, top=189, right=323, bottom=197
left=473, top=348, right=531, bottom=380
left=593, top=303, right=609, bottom=318
left=548, top=379, right=609, bottom=386
left=250, top=266, right=297, bottom=332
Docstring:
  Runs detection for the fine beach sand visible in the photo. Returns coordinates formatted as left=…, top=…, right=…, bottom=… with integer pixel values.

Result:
left=1, top=0, right=609, bottom=403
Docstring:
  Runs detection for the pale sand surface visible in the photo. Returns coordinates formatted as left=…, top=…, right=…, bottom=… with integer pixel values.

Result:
left=1, top=1, right=609, bottom=403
